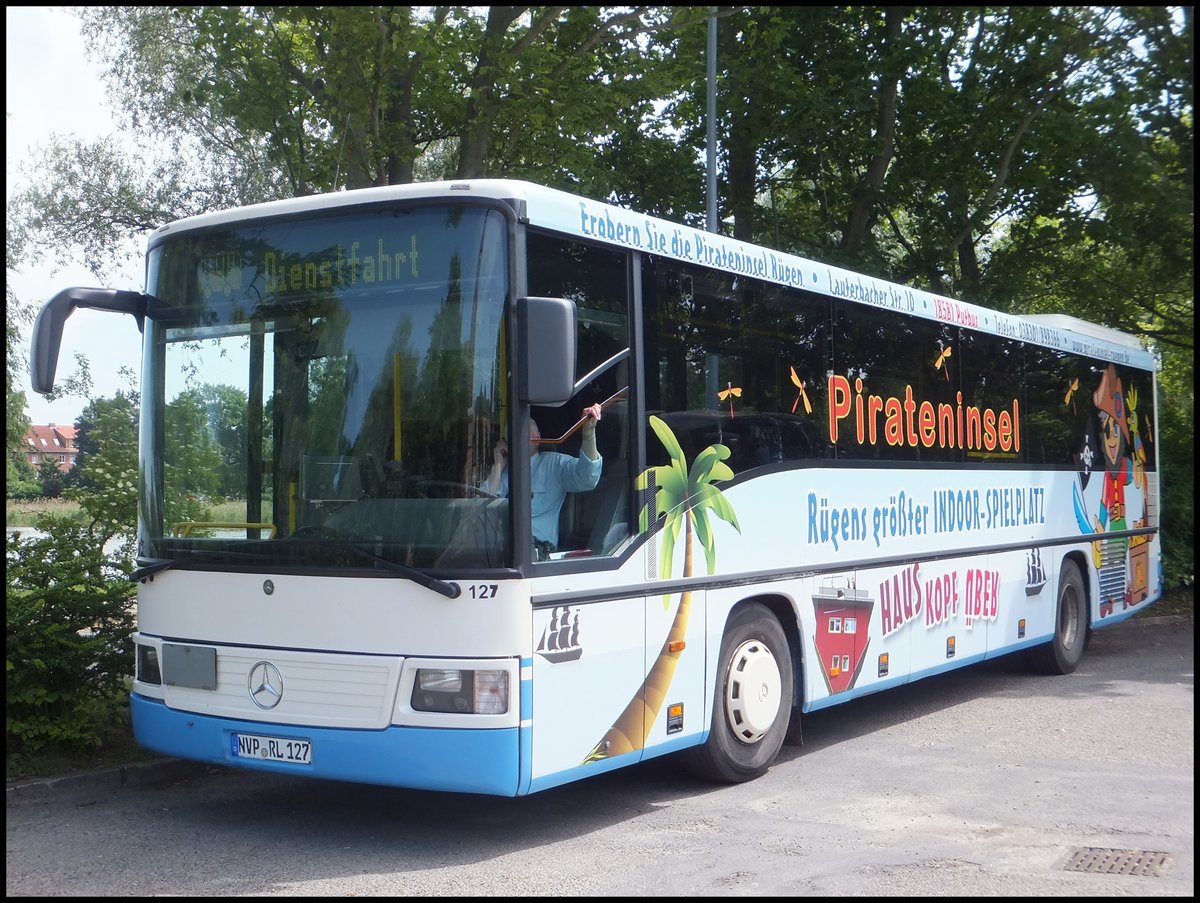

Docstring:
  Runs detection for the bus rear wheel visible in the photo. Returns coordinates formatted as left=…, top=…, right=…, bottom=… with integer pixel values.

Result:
left=1026, top=558, right=1088, bottom=675
left=681, top=602, right=793, bottom=783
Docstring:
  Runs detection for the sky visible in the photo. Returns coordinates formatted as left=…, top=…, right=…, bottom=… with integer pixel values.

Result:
left=6, top=6, right=145, bottom=427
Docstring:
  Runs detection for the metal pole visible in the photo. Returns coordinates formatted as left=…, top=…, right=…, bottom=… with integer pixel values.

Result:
left=706, top=7, right=718, bottom=234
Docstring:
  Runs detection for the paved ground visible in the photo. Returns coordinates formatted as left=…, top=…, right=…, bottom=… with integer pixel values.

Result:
left=7, top=613, right=1192, bottom=896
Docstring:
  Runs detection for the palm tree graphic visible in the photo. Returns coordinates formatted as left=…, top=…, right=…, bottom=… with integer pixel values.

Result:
left=584, top=415, right=740, bottom=763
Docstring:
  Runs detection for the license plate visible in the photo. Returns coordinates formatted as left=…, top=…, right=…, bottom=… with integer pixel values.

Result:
left=231, top=732, right=312, bottom=765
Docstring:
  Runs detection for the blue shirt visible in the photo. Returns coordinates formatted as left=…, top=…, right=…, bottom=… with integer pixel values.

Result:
left=483, top=450, right=602, bottom=547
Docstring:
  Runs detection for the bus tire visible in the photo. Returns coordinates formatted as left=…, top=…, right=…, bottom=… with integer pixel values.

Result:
left=681, top=602, right=793, bottom=784
left=1026, top=558, right=1087, bottom=675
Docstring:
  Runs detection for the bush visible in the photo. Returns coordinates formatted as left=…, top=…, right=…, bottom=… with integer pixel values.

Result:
left=5, top=514, right=136, bottom=768
left=6, top=478, right=43, bottom=501
left=1157, top=387, right=1194, bottom=589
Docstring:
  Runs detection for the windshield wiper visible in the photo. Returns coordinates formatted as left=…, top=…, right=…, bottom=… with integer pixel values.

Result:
left=274, top=537, right=461, bottom=598
left=133, top=541, right=461, bottom=598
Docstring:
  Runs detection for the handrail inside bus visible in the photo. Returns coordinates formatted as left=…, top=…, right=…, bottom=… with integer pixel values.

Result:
left=538, top=386, right=629, bottom=445
left=174, top=521, right=278, bottom=538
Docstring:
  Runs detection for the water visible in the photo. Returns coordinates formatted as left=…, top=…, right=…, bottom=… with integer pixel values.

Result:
left=6, top=526, right=128, bottom=557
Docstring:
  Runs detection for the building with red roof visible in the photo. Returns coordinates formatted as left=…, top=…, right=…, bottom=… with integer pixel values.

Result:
left=23, top=424, right=79, bottom=473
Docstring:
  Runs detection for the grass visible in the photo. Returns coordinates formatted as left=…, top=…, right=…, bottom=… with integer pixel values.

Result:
left=5, top=701, right=160, bottom=784
left=6, top=497, right=87, bottom=527
left=6, top=497, right=251, bottom=528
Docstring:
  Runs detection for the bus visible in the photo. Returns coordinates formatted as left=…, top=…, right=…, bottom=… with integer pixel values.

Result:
left=30, top=179, right=1162, bottom=796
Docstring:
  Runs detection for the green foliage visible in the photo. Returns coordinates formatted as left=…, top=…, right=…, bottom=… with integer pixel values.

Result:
left=35, top=458, right=65, bottom=499
left=1157, top=363, right=1194, bottom=588
left=5, top=515, right=135, bottom=764
left=163, top=389, right=221, bottom=526
left=6, top=477, right=43, bottom=502
left=7, top=453, right=40, bottom=501
left=6, top=278, right=34, bottom=483
left=6, top=390, right=144, bottom=773
left=68, top=393, right=140, bottom=540
left=199, top=383, right=250, bottom=498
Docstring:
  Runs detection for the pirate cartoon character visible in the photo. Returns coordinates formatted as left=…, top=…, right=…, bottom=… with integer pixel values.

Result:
left=1091, top=364, right=1143, bottom=616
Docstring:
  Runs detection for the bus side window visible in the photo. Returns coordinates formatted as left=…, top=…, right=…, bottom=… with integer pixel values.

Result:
left=547, top=382, right=633, bottom=556
left=527, top=229, right=632, bottom=559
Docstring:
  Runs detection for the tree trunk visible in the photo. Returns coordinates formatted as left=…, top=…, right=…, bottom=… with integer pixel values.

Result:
left=457, top=7, right=522, bottom=178
left=840, top=7, right=904, bottom=253
left=727, top=121, right=756, bottom=242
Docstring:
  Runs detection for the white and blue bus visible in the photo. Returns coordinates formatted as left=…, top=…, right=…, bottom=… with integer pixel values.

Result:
left=31, top=179, right=1162, bottom=796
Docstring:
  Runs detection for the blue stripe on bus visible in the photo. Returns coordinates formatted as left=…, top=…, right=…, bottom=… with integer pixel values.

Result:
left=131, top=694, right=521, bottom=797
left=984, top=632, right=1055, bottom=659
left=525, top=732, right=700, bottom=794
left=802, top=633, right=1056, bottom=713
left=517, top=656, right=534, bottom=797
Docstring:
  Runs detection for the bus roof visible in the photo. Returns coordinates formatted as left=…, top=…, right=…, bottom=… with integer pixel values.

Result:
left=150, top=179, right=1157, bottom=371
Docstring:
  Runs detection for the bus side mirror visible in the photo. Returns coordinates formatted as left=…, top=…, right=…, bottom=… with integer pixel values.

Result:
left=30, top=287, right=152, bottom=394
left=517, top=296, right=576, bottom=406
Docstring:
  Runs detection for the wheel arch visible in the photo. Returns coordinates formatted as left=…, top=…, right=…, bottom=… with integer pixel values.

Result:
left=725, top=592, right=804, bottom=742
left=1061, top=548, right=1095, bottom=638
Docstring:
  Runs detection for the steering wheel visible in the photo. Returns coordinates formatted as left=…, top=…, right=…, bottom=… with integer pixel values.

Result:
left=415, top=481, right=499, bottom=500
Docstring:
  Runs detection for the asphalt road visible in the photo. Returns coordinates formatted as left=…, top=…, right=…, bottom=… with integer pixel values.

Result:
left=7, top=616, right=1193, bottom=897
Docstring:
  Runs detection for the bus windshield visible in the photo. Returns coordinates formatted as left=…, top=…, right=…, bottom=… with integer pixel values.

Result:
left=138, top=204, right=511, bottom=573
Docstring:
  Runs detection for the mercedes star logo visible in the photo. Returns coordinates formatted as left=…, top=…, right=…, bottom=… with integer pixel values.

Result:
left=248, top=661, right=284, bottom=709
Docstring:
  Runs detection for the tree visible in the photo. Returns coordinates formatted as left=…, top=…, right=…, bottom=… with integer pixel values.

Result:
left=10, top=7, right=696, bottom=276
left=199, top=383, right=250, bottom=499
left=164, top=388, right=222, bottom=524
left=6, top=220, right=34, bottom=488
left=79, top=7, right=687, bottom=186
left=35, top=457, right=64, bottom=499
left=5, top=305, right=34, bottom=492
left=67, top=392, right=140, bottom=541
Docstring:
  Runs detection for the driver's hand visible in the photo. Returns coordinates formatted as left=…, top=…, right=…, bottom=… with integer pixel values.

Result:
left=493, top=438, right=509, bottom=465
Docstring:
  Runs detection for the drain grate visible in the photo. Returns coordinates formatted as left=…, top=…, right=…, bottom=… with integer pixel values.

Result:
left=1063, top=847, right=1171, bottom=877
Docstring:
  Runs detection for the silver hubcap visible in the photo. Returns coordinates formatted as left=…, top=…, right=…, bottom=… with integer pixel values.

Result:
left=1060, top=582, right=1079, bottom=650
left=724, top=638, right=782, bottom=744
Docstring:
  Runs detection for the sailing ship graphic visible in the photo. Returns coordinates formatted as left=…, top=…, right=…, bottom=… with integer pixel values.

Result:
left=536, top=605, right=583, bottom=662
left=1025, top=548, right=1047, bottom=596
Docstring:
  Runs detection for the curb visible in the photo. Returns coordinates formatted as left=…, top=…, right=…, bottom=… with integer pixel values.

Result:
left=6, top=758, right=209, bottom=804
left=1127, top=613, right=1193, bottom=626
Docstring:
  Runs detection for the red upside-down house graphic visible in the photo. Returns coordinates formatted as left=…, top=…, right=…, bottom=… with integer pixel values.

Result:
left=812, top=581, right=875, bottom=695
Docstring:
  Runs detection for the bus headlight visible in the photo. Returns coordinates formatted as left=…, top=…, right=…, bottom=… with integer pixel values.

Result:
left=417, top=669, right=464, bottom=694
left=411, top=667, right=509, bottom=715
left=396, top=658, right=518, bottom=727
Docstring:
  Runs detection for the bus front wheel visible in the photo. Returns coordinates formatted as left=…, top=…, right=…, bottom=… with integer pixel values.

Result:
left=1026, top=558, right=1088, bottom=675
left=681, top=602, right=793, bottom=783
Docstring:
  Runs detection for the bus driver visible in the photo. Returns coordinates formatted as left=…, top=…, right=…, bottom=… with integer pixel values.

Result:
left=482, top=404, right=603, bottom=557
